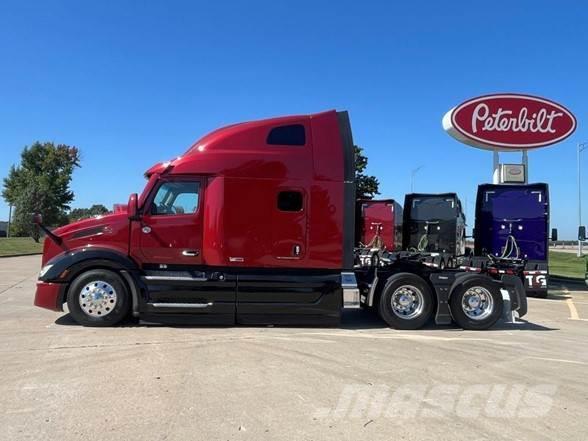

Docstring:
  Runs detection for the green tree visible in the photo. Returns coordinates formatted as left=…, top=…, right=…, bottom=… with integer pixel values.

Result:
left=69, top=204, right=110, bottom=222
left=3, top=142, right=80, bottom=237
left=354, top=145, right=379, bottom=200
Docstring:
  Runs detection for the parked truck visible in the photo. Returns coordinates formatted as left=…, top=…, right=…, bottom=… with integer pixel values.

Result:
left=355, top=199, right=402, bottom=251
left=401, top=193, right=466, bottom=269
left=34, top=110, right=526, bottom=330
left=474, top=183, right=554, bottom=298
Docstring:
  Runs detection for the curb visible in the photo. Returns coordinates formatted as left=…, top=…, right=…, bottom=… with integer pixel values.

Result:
left=0, top=252, right=42, bottom=258
left=550, top=275, right=586, bottom=285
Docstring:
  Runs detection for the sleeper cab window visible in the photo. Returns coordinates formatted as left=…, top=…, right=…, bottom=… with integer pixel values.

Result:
left=278, top=191, right=303, bottom=212
left=266, top=124, right=306, bottom=146
left=150, top=181, right=200, bottom=215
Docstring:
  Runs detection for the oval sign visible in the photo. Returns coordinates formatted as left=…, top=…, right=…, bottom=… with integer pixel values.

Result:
left=442, top=94, right=576, bottom=150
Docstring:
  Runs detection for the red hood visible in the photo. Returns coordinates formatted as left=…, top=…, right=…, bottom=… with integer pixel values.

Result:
left=42, top=212, right=131, bottom=265
left=53, top=212, right=128, bottom=236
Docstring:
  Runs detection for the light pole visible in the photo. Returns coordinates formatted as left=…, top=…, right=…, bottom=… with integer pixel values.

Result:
left=578, top=142, right=587, bottom=257
left=411, top=165, right=423, bottom=193
left=7, top=204, right=12, bottom=238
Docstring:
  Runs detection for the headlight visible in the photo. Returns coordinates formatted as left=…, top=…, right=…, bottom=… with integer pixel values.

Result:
left=39, top=264, right=53, bottom=278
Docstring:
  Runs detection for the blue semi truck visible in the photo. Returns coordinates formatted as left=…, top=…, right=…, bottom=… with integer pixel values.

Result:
left=474, top=183, right=554, bottom=298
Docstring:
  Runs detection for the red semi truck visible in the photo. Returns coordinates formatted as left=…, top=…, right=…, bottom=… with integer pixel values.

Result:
left=33, top=110, right=526, bottom=330
left=355, top=199, right=402, bottom=251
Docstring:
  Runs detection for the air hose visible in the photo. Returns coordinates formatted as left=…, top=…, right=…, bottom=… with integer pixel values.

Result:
left=366, top=233, right=384, bottom=250
left=417, top=233, right=428, bottom=252
left=498, top=234, right=520, bottom=260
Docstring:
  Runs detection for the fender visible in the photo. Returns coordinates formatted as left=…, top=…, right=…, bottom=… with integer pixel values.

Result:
left=39, top=247, right=142, bottom=315
left=39, top=247, right=140, bottom=283
left=449, top=272, right=526, bottom=317
left=448, top=272, right=501, bottom=298
left=430, top=272, right=500, bottom=325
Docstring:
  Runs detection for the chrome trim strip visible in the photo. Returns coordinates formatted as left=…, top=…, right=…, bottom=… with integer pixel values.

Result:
left=143, top=276, right=208, bottom=282
left=148, top=302, right=213, bottom=308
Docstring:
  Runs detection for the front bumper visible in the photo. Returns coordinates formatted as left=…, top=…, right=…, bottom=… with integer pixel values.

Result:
left=34, top=281, right=65, bottom=311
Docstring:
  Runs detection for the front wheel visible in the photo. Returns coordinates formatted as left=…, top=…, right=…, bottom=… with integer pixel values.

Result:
left=67, top=269, right=131, bottom=327
left=449, top=279, right=503, bottom=330
left=378, top=273, right=434, bottom=330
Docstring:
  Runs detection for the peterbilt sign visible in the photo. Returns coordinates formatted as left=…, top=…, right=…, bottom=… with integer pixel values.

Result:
left=443, top=94, right=576, bottom=150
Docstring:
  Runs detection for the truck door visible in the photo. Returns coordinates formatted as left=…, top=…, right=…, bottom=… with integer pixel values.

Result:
left=137, top=178, right=203, bottom=265
left=131, top=177, right=236, bottom=321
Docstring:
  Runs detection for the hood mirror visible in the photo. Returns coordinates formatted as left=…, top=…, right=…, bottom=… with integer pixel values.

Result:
left=31, top=213, right=62, bottom=245
left=128, top=193, right=139, bottom=220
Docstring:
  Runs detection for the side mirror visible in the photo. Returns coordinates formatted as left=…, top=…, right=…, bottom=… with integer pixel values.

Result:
left=579, top=226, right=586, bottom=242
left=31, top=212, right=62, bottom=245
left=128, top=193, right=139, bottom=220
left=551, top=228, right=558, bottom=242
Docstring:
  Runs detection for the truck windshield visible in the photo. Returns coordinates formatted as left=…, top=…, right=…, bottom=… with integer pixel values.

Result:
left=410, top=198, right=456, bottom=221
left=481, top=188, right=545, bottom=219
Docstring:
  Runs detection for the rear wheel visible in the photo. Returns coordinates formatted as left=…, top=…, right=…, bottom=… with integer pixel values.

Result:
left=449, top=279, right=503, bottom=330
left=378, top=273, right=434, bottom=329
left=67, top=269, right=131, bottom=327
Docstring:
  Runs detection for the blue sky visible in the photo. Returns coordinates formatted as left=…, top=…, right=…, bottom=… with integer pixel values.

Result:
left=0, top=0, right=586, bottom=238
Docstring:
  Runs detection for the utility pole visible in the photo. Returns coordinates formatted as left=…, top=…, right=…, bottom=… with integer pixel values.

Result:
left=578, top=142, right=587, bottom=257
left=411, top=165, right=423, bottom=193
left=7, top=204, right=12, bottom=238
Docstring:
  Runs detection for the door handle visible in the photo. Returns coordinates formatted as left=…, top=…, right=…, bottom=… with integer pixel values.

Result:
left=182, top=250, right=200, bottom=257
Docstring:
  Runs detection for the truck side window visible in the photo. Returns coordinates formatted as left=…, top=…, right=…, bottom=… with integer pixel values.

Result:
left=150, top=181, right=200, bottom=215
left=267, top=124, right=305, bottom=146
left=278, top=191, right=303, bottom=212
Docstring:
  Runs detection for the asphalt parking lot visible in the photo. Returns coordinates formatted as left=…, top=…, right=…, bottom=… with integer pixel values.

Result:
left=1, top=255, right=587, bottom=441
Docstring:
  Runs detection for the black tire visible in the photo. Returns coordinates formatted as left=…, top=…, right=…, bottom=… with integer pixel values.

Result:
left=67, top=269, right=131, bottom=327
left=449, top=279, right=503, bottom=330
left=378, top=273, right=434, bottom=330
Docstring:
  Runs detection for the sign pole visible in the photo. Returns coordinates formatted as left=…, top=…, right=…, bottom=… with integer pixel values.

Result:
left=578, top=142, right=587, bottom=257
left=492, top=150, right=500, bottom=184
left=522, top=150, right=528, bottom=184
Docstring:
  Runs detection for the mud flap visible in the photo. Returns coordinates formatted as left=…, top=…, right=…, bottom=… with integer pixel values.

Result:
left=501, top=274, right=528, bottom=320
left=429, top=273, right=454, bottom=325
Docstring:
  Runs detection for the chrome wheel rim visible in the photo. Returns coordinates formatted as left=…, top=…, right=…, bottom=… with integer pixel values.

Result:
left=461, top=286, right=494, bottom=320
left=79, top=280, right=117, bottom=317
left=391, top=285, right=424, bottom=320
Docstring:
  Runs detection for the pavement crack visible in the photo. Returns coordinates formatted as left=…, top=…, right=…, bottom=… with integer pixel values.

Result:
left=0, top=274, right=37, bottom=295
